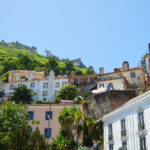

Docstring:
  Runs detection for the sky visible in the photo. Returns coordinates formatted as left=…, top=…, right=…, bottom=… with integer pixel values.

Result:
left=0, top=0, right=150, bottom=73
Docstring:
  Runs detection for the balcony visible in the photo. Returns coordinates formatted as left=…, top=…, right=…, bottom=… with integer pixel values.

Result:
left=108, top=134, right=113, bottom=141
left=121, top=130, right=126, bottom=137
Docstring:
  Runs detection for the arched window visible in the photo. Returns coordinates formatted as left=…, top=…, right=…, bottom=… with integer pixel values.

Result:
left=130, top=72, right=136, bottom=78
left=107, top=83, right=114, bottom=91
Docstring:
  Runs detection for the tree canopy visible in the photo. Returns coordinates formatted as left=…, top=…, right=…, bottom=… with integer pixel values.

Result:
left=0, top=102, right=30, bottom=144
left=50, top=105, right=83, bottom=150
left=11, top=84, right=35, bottom=104
left=56, top=84, right=79, bottom=100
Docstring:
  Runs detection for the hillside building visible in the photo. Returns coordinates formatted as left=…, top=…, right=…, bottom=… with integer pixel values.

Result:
left=103, top=91, right=150, bottom=150
left=99, top=61, right=145, bottom=91
left=96, top=78, right=133, bottom=93
left=4, top=70, right=68, bottom=101
left=8, top=70, right=45, bottom=83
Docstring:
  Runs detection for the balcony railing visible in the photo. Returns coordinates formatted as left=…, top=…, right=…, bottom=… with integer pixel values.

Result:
left=138, top=123, right=145, bottom=131
left=108, top=134, right=113, bottom=141
left=121, top=130, right=126, bottom=137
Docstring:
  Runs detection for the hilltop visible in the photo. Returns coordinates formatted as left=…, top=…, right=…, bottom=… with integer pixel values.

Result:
left=0, top=40, right=94, bottom=82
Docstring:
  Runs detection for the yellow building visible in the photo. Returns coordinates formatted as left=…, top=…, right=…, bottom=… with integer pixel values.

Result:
left=8, top=70, right=45, bottom=83
left=97, top=78, right=132, bottom=91
left=99, top=61, right=145, bottom=91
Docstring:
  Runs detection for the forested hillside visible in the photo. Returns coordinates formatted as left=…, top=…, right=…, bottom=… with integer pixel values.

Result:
left=0, top=41, right=94, bottom=82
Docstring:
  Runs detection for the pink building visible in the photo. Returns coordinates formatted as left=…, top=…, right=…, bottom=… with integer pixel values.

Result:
left=26, top=103, right=82, bottom=142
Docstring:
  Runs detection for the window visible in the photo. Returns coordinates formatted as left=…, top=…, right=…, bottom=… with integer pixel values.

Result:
left=55, top=82, right=60, bottom=88
left=109, top=144, right=113, bottom=150
left=139, top=136, right=146, bottom=150
left=10, top=85, right=14, bottom=90
left=43, top=83, right=48, bottom=89
left=28, top=111, right=34, bottom=120
left=12, top=72, right=16, bottom=74
left=138, top=111, right=145, bottom=130
left=122, top=141, right=127, bottom=150
left=108, top=124, right=113, bottom=141
left=16, top=76, right=19, bottom=81
left=43, top=91, right=48, bottom=96
left=107, top=83, right=114, bottom=91
left=132, top=83, right=136, bottom=88
left=100, top=83, right=104, bottom=88
left=18, top=84, right=21, bottom=87
left=44, top=128, right=51, bottom=138
left=55, top=90, right=58, bottom=95
left=31, top=82, right=35, bottom=88
left=131, top=72, right=136, bottom=78
left=62, top=82, right=67, bottom=86
left=45, top=111, right=52, bottom=120
left=9, top=93, right=13, bottom=97
left=121, top=119, right=126, bottom=137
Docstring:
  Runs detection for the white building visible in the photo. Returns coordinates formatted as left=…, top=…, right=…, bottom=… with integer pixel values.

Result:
left=103, top=91, right=150, bottom=150
left=4, top=70, right=68, bottom=101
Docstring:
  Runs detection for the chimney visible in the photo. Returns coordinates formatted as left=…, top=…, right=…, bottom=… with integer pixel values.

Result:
left=99, top=67, right=104, bottom=74
left=149, top=43, right=150, bottom=54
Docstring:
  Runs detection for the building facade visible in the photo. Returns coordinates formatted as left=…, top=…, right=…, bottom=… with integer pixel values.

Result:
left=4, top=70, right=68, bottom=101
left=103, top=91, right=150, bottom=150
left=99, top=61, right=145, bottom=91
left=68, top=74, right=100, bottom=93
left=8, top=70, right=45, bottom=83
left=27, top=103, right=82, bottom=142
left=96, top=78, right=132, bottom=92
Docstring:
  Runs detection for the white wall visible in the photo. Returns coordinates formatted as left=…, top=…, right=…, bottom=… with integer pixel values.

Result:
left=4, top=78, right=68, bottom=101
left=104, top=100, right=150, bottom=150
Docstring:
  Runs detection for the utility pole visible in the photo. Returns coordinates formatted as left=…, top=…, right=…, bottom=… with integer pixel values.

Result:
left=47, top=101, right=51, bottom=143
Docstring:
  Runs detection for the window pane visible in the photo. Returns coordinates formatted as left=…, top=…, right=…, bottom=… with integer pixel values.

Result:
left=55, top=82, right=60, bottom=88
left=28, top=111, right=34, bottom=120
left=43, top=83, right=48, bottom=88
left=45, top=111, right=52, bottom=120
left=44, top=128, right=51, bottom=138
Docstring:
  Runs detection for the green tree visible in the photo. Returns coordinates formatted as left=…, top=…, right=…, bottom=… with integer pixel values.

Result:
left=16, top=54, right=34, bottom=70
left=56, top=84, right=79, bottom=100
left=65, top=61, right=74, bottom=75
left=3, top=58, right=17, bottom=73
left=9, top=125, right=31, bottom=150
left=75, top=70, right=83, bottom=75
left=11, top=84, right=35, bottom=104
left=50, top=105, right=83, bottom=150
left=28, top=127, right=49, bottom=150
left=47, top=57, right=59, bottom=75
left=0, top=102, right=30, bottom=145
left=86, top=68, right=95, bottom=74
left=10, top=126, right=49, bottom=150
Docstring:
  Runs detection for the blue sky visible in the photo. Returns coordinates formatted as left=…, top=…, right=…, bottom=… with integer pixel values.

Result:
left=0, top=0, right=150, bottom=73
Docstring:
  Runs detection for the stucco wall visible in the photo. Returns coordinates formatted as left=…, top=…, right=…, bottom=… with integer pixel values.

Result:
left=97, top=78, right=124, bottom=90
left=104, top=97, right=150, bottom=150
left=27, top=104, right=82, bottom=143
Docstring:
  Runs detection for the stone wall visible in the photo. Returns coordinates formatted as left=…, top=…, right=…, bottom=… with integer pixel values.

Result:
left=85, top=90, right=136, bottom=120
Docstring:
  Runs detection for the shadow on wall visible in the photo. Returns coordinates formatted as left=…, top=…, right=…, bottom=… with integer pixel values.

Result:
left=85, top=90, right=136, bottom=120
